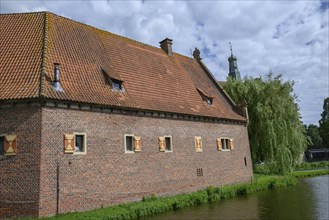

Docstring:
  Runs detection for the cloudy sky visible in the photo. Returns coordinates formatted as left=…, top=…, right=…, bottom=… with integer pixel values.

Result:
left=0, top=0, right=328, bottom=125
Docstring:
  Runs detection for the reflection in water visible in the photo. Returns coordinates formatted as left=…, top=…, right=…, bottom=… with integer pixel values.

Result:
left=145, top=175, right=329, bottom=220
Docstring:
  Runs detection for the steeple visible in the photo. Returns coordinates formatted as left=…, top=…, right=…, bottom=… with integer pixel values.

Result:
left=228, top=42, right=241, bottom=80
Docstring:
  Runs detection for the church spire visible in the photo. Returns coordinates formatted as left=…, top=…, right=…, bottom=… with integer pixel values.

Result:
left=228, top=42, right=241, bottom=80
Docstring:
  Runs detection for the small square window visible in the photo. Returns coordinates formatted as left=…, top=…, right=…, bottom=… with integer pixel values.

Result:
left=112, top=79, right=123, bottom=91
left=0, top=136, right=4, bottom=156
left=219, top=138, right=233, bottom=151
left=74, top=133, right=86, bottom=154
left=125, top=134, right=134, bottom=153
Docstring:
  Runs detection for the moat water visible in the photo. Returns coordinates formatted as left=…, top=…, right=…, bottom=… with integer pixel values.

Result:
left=145, top=175, right=329, bottom=220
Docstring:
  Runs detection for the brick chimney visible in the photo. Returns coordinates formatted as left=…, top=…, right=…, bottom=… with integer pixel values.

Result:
left=159, top=38, right=173, bottom=56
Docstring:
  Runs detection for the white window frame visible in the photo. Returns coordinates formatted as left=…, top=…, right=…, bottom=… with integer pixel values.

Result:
left=124, top=134, right=135, bottom=154
left=220, top=137, right=231, bottom=151
left=73, top=132, right=87, bottom=155
left=164, top=135, right=173, bottom=153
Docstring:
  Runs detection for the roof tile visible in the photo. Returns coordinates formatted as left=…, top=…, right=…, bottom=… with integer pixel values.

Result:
left=0, top=12, right=246, bottom=121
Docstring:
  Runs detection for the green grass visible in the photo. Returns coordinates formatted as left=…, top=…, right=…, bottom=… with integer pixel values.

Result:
left=294, top=161, right=329, bottom=171
left=290, top=169, right=329, bottom=178
left=40, top=176, right=297, bottom=220
left=38, top=166, right=329, bottom=220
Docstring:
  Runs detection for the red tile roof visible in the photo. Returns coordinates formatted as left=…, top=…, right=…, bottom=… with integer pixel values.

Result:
left=0, top=12, right=246, bottom=121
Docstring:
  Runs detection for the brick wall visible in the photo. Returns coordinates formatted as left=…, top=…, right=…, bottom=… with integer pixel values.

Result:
left=39, top=107, right=253, bottom=217
left=0, top=107, right=42, bottom=218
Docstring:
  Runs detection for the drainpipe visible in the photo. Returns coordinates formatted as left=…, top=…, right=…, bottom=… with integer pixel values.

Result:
left=56, top=163, right=60, bottom=216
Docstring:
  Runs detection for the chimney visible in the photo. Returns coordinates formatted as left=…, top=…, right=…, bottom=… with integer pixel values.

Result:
left=54, top=63, right=60, bottom=83
left=53, top=63, right=63, bottom=91
left=159, top=38, right=173, bottom=56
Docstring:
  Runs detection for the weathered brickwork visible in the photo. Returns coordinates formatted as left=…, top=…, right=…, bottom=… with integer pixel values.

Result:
left=0, top=107, right=42, bottom=218
left=39, top=107, right=252, bottom=217
left=0, top=106, right=252, bottom=218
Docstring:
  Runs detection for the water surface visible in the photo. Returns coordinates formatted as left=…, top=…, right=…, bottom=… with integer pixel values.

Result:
left=145, top=175, right=329, bottom=220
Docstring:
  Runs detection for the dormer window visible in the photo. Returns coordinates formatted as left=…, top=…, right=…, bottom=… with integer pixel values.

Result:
left=101, top=67, right=124, bottom=92
left=197, top=88, right=213, bottom=105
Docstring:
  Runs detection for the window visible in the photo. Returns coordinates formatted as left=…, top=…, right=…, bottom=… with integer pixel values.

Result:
left=101, top=68, right=124, bottom=92
left=125, top=134, right=134, bottom=153
left=74, top=133, right=86, bottom=154
left=165, top=137, right=171, bottom=151
left=124, top=135, right=141, bottom=153
left=159, top=136, right=173, bottom=152
left=197, top=88, right=214, bottom=105
left=112, top=79, right=123, bottom=91
left=217, top=138, right=234, bottom=151
left=221, top=138, right=231, bottom=150
left=206, top=98, right=213, bottom=105
left=0, top=136, right=4, bottom=156
left=165, top=136, right=172, bottom=152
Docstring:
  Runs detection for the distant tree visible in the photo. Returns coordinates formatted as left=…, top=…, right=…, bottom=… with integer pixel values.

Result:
left=319, top=98, right=329, bottom=147
left=223, top=73, right=308, bottom=174
left=306, top=124, right=323, bottom=149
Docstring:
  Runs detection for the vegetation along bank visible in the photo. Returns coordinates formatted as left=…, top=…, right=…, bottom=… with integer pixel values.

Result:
left=41, top=168, right=329, bottom=220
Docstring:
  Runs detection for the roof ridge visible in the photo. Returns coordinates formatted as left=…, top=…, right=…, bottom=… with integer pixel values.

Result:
left=0, top=11, right=46, bottom=16
left=38, top=11, right=49, bottom=97
left=43, top=11, right=194, bottom=60
left=0, top=11, right=195, bottom=61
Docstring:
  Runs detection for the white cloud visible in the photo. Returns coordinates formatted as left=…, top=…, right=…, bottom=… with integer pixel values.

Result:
left=0, top=0, right=328, bottom=125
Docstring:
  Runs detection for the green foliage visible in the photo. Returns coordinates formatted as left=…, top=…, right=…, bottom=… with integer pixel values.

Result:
left=41, top=170, right=329, bottom=220
left=290, top=169, right=329, bottom=178
left=294, top=161, right=329, bottom=171
left=306, top=124, right=323, bottom=149
left=319, top=97, right=329, bottom=147
left=142, top=194, right=157, bottom=202
left=223, top=73, right=308, bottom=174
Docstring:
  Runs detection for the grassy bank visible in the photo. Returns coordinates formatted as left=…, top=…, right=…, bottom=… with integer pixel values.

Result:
left=294, top=161, right=329, bottom=171
left=42, top=169, right=329, bottom=220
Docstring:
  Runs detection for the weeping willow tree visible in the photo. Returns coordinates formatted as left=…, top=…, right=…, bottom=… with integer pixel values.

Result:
left=223, top=74, right=308, bottom=174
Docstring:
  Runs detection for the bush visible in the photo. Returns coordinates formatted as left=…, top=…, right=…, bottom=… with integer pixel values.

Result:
left=294, top=161, right=329, bottom=171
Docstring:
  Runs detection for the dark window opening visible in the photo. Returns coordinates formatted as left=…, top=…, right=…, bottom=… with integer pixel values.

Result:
left=125, top=136, right=133, bottom=152
left=0, top=137, right=4, bottom=156
left=165, top=137, right=172, bottom=151
left=75, top=135, right=85, bottom=152
left=244, top=157, right=247, bottom=166
left=197, top=168, right=203, bottom=176
left=206, top=98, right=213, bottom=105
left=221, top=139, right=231, bottom=150
left=112, top=79, right=123, bottom=91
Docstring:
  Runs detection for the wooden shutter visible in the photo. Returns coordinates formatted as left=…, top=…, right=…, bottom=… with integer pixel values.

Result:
left=134, top=136, right=141, bottom=152
left=195, top=136, right=202, bottom=152
left=217, top=138, right=222, bottom=151
left=230, top=139, right=234, bottom=150
left=64, top=134, right=75, bottom=154
left=4, top=135, right=17, bottom=156
left=159, top=137, right=165, bottom=152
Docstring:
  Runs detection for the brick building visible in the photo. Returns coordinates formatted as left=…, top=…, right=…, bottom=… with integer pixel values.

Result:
left=0, top=12, right=252, bottom=218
